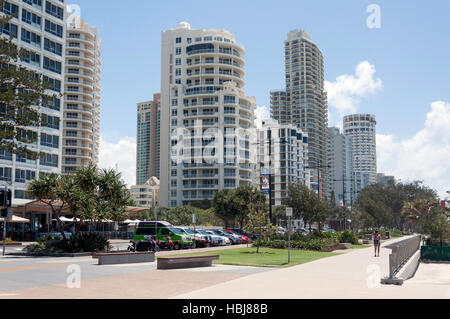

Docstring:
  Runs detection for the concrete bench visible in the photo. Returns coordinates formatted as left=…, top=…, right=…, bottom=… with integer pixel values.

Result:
left=92, top=252, right=155, bottom=265
left=157, top=255, right=219, bottom=270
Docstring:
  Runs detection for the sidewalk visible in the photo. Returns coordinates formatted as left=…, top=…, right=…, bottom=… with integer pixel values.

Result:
left=173, top=236, right=450, bottom=299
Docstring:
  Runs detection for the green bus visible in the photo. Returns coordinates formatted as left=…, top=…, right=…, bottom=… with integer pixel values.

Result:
left=133, top=221, right=193, bottom=250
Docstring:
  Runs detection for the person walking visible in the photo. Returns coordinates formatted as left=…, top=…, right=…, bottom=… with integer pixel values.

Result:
left=372, top=230, right=381, bottom=257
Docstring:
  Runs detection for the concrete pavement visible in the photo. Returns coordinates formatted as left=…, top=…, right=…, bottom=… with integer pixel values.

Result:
left=172, top=236, right=450, bottom=299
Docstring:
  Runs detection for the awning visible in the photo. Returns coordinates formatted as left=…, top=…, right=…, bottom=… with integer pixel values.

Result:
left=0, top=215, right=30, bottom=223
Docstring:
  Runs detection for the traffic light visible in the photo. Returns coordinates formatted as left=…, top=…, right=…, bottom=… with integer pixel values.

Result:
left=0, top=189, right=12, bottom=208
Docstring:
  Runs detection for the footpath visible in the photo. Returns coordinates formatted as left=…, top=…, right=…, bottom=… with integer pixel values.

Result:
left=173, top=236, right=450, bottom=299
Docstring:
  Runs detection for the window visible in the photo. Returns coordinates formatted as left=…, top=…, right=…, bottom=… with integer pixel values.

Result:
left=15, top=169, right=36, bottom=183
left=45, top=19, right=63, bottom=38
left=40, top=133, right=59, bottom=148
left=175, top=68, right=181, bottom=76
left=175, top=58, right=181, bottom=65
left=175, top=47, right=181, bottom=55
left=1, top=23, right=18, bottom=38
left=44, top=38, right=62, bottom=56
left=23, top=0, right=42, bottom=9
left=45, top=1, right=64, bottom=20
left=0, top=167, right=12, bottom=182
left=22, top=8, right=41, bottom=28
left=0, top=149, right=12, bottom=161
left=43, top=76, right=61, bottom=92
left=175, top=37, right=182, bottom=43
left=2, top=1, right=18, bottom=15
left=135, top=227, right=156, bottom=236
left=43, top=56, right=61, bottom=74
left=224, top=96, right=235, bottom=104
left=41, top=113, right=60, bottom=129
left=21, top=28, right=41, bottom=48
left=21, top=51, right=40, bottom=67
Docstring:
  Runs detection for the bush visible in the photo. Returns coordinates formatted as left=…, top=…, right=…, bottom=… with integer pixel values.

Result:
left=254, top=237, right=339, bottom=251
left=25, top=233, right=110, bottom=254
left=339, top=231, right=359, bottom=245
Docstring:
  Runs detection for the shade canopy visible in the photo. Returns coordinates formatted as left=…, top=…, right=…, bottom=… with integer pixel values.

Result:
left=0, top=215, right=30, bottom=223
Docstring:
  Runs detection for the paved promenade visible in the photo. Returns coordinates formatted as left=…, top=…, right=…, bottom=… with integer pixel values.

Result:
left=0, top=237, right=448, bottom=299
left=173, top=236, right=450, bottom=299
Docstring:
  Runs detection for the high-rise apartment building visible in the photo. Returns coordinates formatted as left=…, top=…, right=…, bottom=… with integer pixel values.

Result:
left=159, top=22, right=256, bottom=208
left=271, top=30, right=329, bottom=197
left=343, top=114, right=377, bottom=197
left=62, top=17, right=101, bottom=174
left=327, top=127, right=354, bottom=207
left=136, top=93, right=160, bottom=184
left=256, top=119, right=309, bottom=206
left=0, top=0, right=67, bottom=199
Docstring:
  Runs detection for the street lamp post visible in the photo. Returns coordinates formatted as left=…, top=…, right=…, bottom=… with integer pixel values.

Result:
left=332, top=174, right=355, bottom=231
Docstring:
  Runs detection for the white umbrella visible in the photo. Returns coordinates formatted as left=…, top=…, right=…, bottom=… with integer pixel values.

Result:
left=0, top=215, right=30, bottom=223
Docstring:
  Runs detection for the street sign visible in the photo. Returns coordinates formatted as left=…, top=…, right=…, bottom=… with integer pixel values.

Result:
left=286, top=207, right=293, bottom=217
left=192, top=213, right=196, bottom=224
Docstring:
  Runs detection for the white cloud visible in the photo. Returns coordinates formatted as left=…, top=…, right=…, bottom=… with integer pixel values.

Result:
left=254, top=105, right=271, bottom=129
left=325, top=61, right=383, bottom=126
left=99, top=136, right=136, bottom=187
left=377, top=101, right=450, bottom=199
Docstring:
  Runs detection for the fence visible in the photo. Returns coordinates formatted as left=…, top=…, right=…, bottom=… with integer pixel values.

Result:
left=384, top=235, right=422, bottom=279
left=421, top=246, right=450, bottom=262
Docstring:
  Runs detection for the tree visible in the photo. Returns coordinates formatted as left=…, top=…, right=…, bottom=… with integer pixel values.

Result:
left=213, top=189, right=239, bottom=227
left=234, top=185, right=267, bottom=229
left=26, top=174, right=70, bottom=240
left=244, top=207, right=277, bottom=254
left=27, top=165, right=133, bottom=237
left=283, top=183, right=326, bottom=231
left=0, top=3, right=60, bottom=159
left=402, top=199, right=450, bottom=244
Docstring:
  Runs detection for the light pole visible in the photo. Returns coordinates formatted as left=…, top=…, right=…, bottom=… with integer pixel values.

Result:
left=332, top=174, right=355, bottom=231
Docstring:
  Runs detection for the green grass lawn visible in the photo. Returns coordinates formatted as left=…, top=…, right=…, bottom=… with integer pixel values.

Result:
left=349, top=244, right=372, bottom=249
left=164, top=247, right=340, bottom=268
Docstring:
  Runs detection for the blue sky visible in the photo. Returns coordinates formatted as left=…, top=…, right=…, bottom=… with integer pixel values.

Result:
left=73, top=0, right=450, bottom=198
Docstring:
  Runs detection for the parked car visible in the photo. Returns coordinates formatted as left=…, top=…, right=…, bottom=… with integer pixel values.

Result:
left=173, top=227, right=207, bottom=248
left=224, top=230, right=247, bottom=244
left=133, top=221, right=193, bottom=250
left=228, top=228, right=258, bottom=240
left=214, top=229, right=241, bottom=245
left=322, top=228, right=337, bottom=234
left=276, top=227, right=287, bottom=236
left=295, top=228, right=309, bottom=236
left=206, top=230, right=231, bottom=246
left=195, top=229, right=222, bottom=246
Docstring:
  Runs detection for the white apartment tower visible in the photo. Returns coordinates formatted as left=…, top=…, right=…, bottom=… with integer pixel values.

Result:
left=343, top=114, right=377, bottom=197
left=160, top=22, right=256, bottom=208
left=327, top=127, right=354, bottom=207
left=62, top=17, right=101, bottom=174
left=256, top=119, right=309, bottom=206
left=271, top=30, right=329, bottom=198
left=0, top=0, right=67, bottom=199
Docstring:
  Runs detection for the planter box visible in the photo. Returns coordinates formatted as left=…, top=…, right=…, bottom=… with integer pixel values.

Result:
left=93, top=252, right=155, bottom=265
left=7, top=252, right=93, bottom=257
left=157, top=255, right=219, bottom=270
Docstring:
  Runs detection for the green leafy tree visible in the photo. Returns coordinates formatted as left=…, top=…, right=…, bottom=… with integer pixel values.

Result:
left=0, top=3, right=60, bottom=159
left=213, top=189, right=240, bottom=227
left=402, top=199, right=450, bottom=244
left=234, top=184, right=267, bottom=229
left=244, top=208, right=277, bottom=253
left=27, top=165, right=133, bottom=236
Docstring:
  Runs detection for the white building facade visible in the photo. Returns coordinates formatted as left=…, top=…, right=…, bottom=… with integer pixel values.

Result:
left=327, top=127, right=354, bottom=207
left=1, top=0, right=67, bottom=199
left=159, top=22, right=257, bottom=207
left=256, top=119, right=309, bottom=206
left=62, top=17, right=101, bottom=174
left=343, top=114, right=377, bottom=197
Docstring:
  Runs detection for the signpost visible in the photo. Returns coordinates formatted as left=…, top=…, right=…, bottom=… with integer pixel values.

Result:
left=286, top=207, right=293, bottom=264
left=2, top=186, right=11, bottom=256
left=192, top=213, right=196, bottom=249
